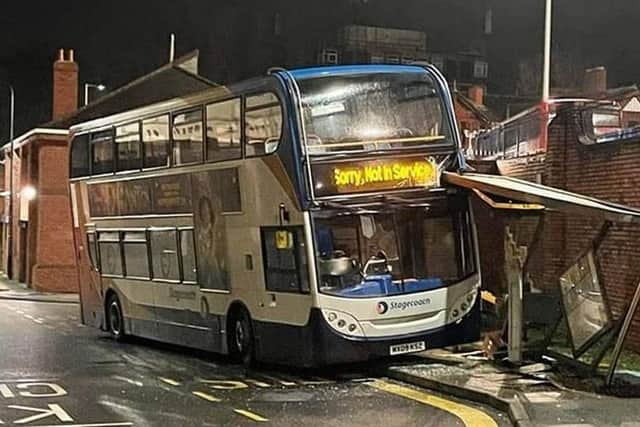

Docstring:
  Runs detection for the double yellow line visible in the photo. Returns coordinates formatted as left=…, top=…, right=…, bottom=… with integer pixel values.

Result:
left=369, top=380, right=499, bottom=427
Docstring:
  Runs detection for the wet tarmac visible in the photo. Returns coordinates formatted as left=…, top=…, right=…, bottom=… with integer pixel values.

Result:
left=0, top=299, right=510, bottom=426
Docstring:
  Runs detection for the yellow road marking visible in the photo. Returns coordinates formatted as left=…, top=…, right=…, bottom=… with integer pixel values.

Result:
left=369, top=380, right=498, bottom=427
left=192, top=391, right=221, bottom=402
left=234, top=409, right=268, bottom=422
left=159, top=377, right=181, bottom=386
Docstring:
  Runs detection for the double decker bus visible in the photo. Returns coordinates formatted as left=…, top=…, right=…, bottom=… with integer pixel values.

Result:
left=68, top=64, right=480, bottom=366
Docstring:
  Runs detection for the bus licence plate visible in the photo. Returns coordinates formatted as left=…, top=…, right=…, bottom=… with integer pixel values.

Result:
left=389, top=341, right=426, bottom=355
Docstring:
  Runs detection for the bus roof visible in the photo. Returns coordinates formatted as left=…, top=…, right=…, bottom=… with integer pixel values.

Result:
left=289, top=64, right=429, bottom=80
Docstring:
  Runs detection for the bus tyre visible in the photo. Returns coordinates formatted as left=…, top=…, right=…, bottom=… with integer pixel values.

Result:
left=230, top=308, right=254, bottom=366
left=107, top=294, right=126, bottom=341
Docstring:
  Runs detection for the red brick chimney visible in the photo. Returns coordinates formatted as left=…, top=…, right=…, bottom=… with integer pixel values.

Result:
left=52, top=48, right=79, bottom=120
left=583, top=66, right=607, bottom=97
left=468, top=85, right=484, bottom=105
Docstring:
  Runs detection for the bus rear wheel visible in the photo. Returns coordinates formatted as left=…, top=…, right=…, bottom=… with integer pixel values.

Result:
left=229, top=308, right=254, bottom=366
left=107, top=293, right=125, bottom=341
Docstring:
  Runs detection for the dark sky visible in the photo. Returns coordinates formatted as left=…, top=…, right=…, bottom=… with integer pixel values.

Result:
left=1, top=0, right=639, bottom=139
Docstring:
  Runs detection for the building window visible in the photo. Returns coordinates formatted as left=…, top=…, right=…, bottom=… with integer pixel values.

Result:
left=385, top=54, right=400, bottom=64
left=261, top=227, right=309, bottom=293
left=98, top=231, right=122, bottom=276
left=90, top=130, right=114, bottom=175
left=70, top=134, right=90, bottom=178
left=142, top=115, right=170, bottom=168
left=484, top=8, right=493, bottom=35
left=115, top=122, right=142, bottom=172
left=180, top=229, right=197, bottom=283
left=319, top=48, right=339, bottom=65
left=206, top=98, right=241, bottom=162
left=172, top=108, right=204, bottom=165
left=474, top=60, right=489, bottom=79
left=150, top=229, right=180, bottom=282
left=123, top=231, right=149, bottom=279
left=245, top=93, right=283, bottom=157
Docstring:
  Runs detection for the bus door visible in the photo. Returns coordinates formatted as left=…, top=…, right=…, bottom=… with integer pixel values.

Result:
left=256, top=226, right=314, bottom=342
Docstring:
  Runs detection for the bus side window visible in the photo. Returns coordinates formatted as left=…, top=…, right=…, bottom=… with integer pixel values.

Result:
left=206, top=98, right=241, bottom=162
left=179, top=229, right=197, bottom=283
left=115, top=122, right=142, bottom=172
left=260, top=227, right=309, bottom=293
left=172, top=108, right=204, bottom=165
left=70, top=134, right=90, bottom=178
left=142, top=115, right=170, bottom=168
left=245, top=92, right=283, bottom=157
left=98, top=231, right=123, bottom=276
left=123, top=231, right=150, bottom=279
left=87, top=232, right=99, bottom=271
left=150, top=229, right=180, bottom=282
left=91, top=129, right=114, bottom=175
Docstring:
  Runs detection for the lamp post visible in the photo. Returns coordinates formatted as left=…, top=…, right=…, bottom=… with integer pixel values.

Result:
left=542, top=0, right=553, bottom=101
left=84, top=83, right=106, bottom=106
left=2, top=83, right=15, bottom=279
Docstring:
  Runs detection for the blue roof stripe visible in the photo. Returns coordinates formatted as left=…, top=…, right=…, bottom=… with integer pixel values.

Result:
left=289, top=64, right=429, bottom=80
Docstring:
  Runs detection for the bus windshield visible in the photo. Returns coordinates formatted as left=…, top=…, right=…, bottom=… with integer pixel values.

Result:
left=313, top=198, right=474, bottom=298
left=298, top=70, right=453, bottom=155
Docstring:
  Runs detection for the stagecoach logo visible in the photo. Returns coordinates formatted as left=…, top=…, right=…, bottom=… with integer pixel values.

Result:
left=376, top=301, right=389, bottom=315
left=377, top=298, right=431, bottom=315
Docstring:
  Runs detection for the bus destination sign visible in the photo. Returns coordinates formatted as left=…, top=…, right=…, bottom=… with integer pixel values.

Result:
left=312, top=157, right=439, bottom=197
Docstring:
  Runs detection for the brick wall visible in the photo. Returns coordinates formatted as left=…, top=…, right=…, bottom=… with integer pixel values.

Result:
left=489, top=107, right=640, bottom=352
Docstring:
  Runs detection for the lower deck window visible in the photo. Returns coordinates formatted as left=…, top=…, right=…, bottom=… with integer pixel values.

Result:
left=98, top=231, right=122, bottom=276
left=180, top=229, right=197, bottom=282
left=150, top=229, right=180, bottom=281
left=123, top=231, right=149, bottom=278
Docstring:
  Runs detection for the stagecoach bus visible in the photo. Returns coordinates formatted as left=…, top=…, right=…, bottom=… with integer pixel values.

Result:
left=68, top=64, right=480, bottom=366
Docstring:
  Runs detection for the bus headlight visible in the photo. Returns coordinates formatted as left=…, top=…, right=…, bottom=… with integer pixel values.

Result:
left=447, top=290, right=478, bottom=323
left=322, top=309, right=366, bottom=337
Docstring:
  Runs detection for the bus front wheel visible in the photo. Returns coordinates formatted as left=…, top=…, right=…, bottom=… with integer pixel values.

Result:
left=107, top=293, right=126, bottom=341
left=229, top=308, right=254, bottom=366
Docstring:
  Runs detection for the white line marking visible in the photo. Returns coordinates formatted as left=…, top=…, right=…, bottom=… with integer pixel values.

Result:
left=36, top=423, right=133, bottom=427
left=192, top=391, right=221, bottom=402
left=234, top=409, right=268, bottom=422
left=159, top=377, right=181, bottom=386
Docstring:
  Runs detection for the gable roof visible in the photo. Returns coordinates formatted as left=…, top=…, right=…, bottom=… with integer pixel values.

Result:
left=454, top=91, right=497, bottom=124
left=42, top=50, right=217, bottom=130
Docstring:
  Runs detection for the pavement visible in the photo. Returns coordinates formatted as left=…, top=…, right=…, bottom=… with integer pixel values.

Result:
left=0, top=298, right=509, bottom=426
left=385, top=348, right=640, bottom=427
left=0, top=275, right=79, bottom=304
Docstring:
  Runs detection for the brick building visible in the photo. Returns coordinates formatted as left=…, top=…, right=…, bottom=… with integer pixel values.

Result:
left=453, top=85, right=495, bottom=151
left=471, top=102, right=640, bottom=352
left=0, top=50, right=215, bottom=292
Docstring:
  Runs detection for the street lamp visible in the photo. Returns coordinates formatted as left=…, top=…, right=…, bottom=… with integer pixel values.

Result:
left=84, top=83, right=106, bottom=106
left=542, top=0, right=553, bottom=101
left=1, top=83, right=15, bottom=279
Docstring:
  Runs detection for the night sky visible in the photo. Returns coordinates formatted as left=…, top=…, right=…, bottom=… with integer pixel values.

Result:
left=1, top=0, right=639, bottom=140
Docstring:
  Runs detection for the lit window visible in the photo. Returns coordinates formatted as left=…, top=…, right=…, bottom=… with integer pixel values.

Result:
left=320, top=49, right=339, bottom=65
left=206, top=98, right=241, bottom=162
left=474, top=61, right=489, bottom=79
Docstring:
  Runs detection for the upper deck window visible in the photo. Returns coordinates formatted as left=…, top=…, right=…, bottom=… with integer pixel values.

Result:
left=245, top=93, right=283, bottom=156
left=297, top=71, right=452, bottom=155
left=115, top=122, right=141, bottom=172
left=206, top=98, right=241, bottom=162
left=142, top=115, right=170, bottom=168
left=91, top=129, right=114, bottom=175
left=172, top=108, right=204, bottom=165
